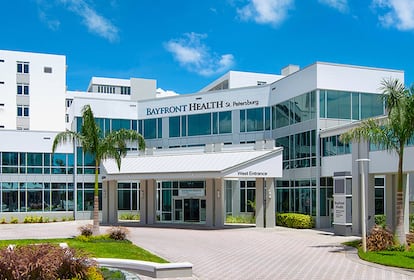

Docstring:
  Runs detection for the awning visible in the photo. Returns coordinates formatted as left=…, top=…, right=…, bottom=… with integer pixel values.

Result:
left=101, top=147, right=283, bottom=180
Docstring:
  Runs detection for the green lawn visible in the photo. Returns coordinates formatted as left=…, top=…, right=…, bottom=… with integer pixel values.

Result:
left=344, top=240, right=414, bottom=269
left=0, top=237, right=167, bottom=263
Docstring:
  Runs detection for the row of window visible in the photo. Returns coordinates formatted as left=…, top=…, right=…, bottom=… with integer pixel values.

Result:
left=276, top=179, right=317, bottom=216
left=17, top=62, right=29, bottom=74
left=276, top=130, right=317, bottom=169
left=320, top=90, right=384, bottom=120
left=17, top=84, right=29, bottom=95
left=169, top=111, right=232, bottom=137
left=17, top=105, right=29, bottom=117
left=73, top=90, right=385, bottom=141
left=321, top=134, right=352, bottom=157
left=120, top=86, right=131, bottom=95
left=0, top=152, right=96, bottom=175
left=97, top=85, right=116, bottom=94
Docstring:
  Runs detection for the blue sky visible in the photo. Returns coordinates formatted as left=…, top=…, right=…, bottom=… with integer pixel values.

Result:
left=1, top=0, right=414, bottom=93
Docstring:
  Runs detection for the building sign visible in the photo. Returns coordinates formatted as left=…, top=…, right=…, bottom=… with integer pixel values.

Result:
left=237, top=171, right=268, bottom=177
left=333, top=195, right=346, bottom=225
left=145, top=99, right=260, bottom=117
left=178, top=189, right=205, bottom=197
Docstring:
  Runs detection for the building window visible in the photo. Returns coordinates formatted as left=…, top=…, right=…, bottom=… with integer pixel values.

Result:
left=0, top=81, right=4, bottom=84
left=66, top=99, right=73, bottom=108
left=17, top=62, right=29, bottom=74
left=17, top=84, right=29, bottom=95
left=43, top=67, right=52, bottom=73
left=121, top=86, right=131, bottom=95
left=17, top=105, right=29, bottom=117
left=240, top=181, right=255, bottom=212
left=375, top=177, right=385, bottom=215
left=0, top=59, right=4, bottom=62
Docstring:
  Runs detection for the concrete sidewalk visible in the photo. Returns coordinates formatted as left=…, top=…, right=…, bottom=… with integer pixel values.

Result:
left=1, top=222, right=414, bottom=279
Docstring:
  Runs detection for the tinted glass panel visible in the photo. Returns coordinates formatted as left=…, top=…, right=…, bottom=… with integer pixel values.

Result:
left=169, top=116, right=180, bottom=137
left=188, top=113, right=211, bottom=136
left=327, top=91, right=351, bottom=119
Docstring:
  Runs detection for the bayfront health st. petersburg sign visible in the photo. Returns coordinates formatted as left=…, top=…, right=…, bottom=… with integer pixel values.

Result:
left=146, top=99, right=260, bottom=117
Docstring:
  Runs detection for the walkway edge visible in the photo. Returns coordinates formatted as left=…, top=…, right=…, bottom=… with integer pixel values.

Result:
left=343, top=245, right=414, bottom=277
left=95, top=258, right=193, bottom=278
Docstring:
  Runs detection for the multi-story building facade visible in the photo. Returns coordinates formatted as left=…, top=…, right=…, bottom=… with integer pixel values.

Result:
left=0, top=49, right=412, bottom=233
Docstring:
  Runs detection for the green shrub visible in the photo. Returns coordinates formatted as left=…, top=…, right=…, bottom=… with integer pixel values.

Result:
left=100, top=268, right=126, bottom=280
left=61, top=216, right=67, bottom=222
left=10, top=217, right=18, bottom=224
left=276, top=213, right=314, bottom=229
left=0, top=218, right=6, bottom=224
left=410, top=214, right=414, bottom=231
left=107, top=226, right=129, bottom=241
left=375, top=214, right=386, bottom=228
left=0, top=244, right=95, bottom=280
left=119, top=213, right=140, bottom=220
left=226, top=215, right=255, bottom=224
left=23, top=216, right=46, bottom=223
left=79, top=224, right=94, bottom=237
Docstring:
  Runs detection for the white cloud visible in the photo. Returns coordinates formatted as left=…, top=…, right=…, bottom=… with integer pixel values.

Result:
left=372, top=0, right=414, bottom=30
left=36, top=0, right=119, bottom=42
left=237, top=0, right=294, bottom=26
left=165, top=33, right=235, bottom=77
left=156, top=88, right=179, bottom=98
left=38, top=10, right=61, bottom=31
left=318, top=0, right=349, bottom=13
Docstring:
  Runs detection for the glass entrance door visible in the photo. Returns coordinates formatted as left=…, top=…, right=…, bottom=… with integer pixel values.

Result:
left=184, top=199, right=200, bottom=222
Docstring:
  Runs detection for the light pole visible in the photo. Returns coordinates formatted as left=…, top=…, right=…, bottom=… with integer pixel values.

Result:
left=356, top=158, right=370, bottom=253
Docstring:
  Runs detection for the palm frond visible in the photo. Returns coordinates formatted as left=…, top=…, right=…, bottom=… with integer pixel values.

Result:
left=52, top=130, right=82, bottom=153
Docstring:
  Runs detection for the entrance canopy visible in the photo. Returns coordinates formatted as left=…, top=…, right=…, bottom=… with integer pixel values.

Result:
left=101, top=145, right=283, bottom=228
left=101, top=147, right=283, bottom=180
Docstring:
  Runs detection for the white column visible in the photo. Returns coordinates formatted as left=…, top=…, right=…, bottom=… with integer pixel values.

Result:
left=101, top=180, right=118, bottom=224
left=255, top=178, right=264, bottom=227
left=265, top=178, right=275, bottom=228
left=232, top=180, right=240, bottom=216
left=140, top=180, right=148, bottom=225
left=102, top=180, right=109, bottom=224
left=214, top=178, right=225, bottom=228
left=205, top=179, right=214, bottom=227
left=146, top=179, right=156, bottom=225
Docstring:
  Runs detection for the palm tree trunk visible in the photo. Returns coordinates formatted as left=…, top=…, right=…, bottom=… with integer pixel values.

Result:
left=93, top=161, right=100, bottom=236
left=395, top=149, right=406, bottom=245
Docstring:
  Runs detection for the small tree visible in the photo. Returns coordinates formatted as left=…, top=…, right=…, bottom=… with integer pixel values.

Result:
left=341, top=78, right=414, bottom=245
left=53, top=105, right=145, bottom=235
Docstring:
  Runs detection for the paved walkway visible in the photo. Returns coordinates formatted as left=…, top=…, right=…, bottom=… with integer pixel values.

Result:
left=1, top=221, right=414, bottom=279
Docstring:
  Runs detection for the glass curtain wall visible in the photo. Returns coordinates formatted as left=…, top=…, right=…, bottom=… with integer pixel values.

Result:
left=319, top=90, right=384, bottom=120
left=276, top=179, right=317, bottom=215
left=169, top=111, right=232, bottom=138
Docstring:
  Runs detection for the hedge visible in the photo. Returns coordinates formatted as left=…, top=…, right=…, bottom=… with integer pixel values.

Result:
left=276, top=213, right=314, bottom=229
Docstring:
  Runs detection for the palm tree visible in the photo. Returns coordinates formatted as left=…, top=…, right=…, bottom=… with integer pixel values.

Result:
left=52, top=104, right=145, bottom=235
left=341, top=78, right=414, bottom=245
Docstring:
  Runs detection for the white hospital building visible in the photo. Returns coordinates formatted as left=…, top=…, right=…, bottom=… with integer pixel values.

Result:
left=0, top=49, right=413, bottom=235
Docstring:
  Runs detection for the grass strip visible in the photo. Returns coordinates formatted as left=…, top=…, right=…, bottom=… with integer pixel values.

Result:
left=0, top=237, right=167, bottom=263
left=344, top=240, right=414, bottom=269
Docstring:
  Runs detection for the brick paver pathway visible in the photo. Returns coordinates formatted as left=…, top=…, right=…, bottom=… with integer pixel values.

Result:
left=1, top=222, right=413, bottom=280
left=127, top=226, right=414, bottom=280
